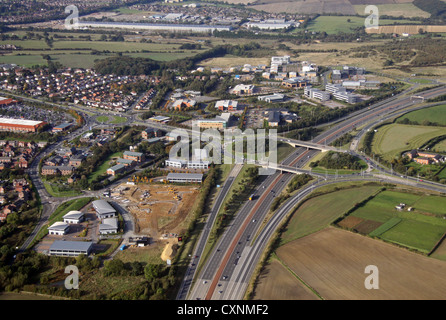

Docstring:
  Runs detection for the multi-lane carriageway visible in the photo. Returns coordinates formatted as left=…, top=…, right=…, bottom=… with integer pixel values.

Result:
left=186, top=85, right=446, bottom=301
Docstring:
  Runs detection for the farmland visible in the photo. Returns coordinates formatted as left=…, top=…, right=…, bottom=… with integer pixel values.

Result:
left=338, top=189, right=446, bottom=254
left=0, top=33, right=209, bottom=68
left=273, top=227, right=446, bottom=300
left=279, top=185, right=382, bottom=245
left=433, top=139, right=446, bottom=153
left=252, top=257, right=319, bottom=300
left=353, top=3, right=430, bottom=18
left=306, top=15, right=418, bottom=35
left=371, top=123, right=446, bottom=161
left=251, top=0, right=357, bottom=15
left=397, top=104, right=446, bottom=126
left=366, top=25, right=446, bottom=34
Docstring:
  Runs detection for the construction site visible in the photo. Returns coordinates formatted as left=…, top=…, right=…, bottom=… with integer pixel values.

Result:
left=111, top=182, right=200, bottom=240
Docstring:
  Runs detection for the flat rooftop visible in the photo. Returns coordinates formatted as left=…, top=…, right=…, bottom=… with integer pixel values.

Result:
left=0, top=117, right=45, bottom=126
left=49, top=240, right=93, bottom=252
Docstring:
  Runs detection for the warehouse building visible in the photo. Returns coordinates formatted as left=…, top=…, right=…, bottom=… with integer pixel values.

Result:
left=92, top=200, right=116, bottom=219
left=63, top=211, right=85, bottom=224
left=166, top=173, right=203, bottom=183
left=0, top=97, right=17, bottom=106
left=48, top=222, right=70, bottom=236
left=99, top=217, right=119, bottom=235
left=52, top=123, right=73, bottom=133
left=258, top=93, right=285, bottom=103
left=49, top=240, right=93, bottom=257
left=194, top=113, right=231, bottom=130
left=0, top=118, right=46, bottom=133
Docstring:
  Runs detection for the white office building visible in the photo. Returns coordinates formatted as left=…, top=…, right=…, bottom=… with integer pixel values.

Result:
left=63, top=211, right=85, bottom=224
left=48, top=222, right=69, bottom=236
left=49, top=240, right=93, bottom=257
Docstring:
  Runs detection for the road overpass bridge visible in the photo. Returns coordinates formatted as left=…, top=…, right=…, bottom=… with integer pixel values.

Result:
left=256, top=161, right=327, bottom=178
left=278, top=138, right=346, bottom=152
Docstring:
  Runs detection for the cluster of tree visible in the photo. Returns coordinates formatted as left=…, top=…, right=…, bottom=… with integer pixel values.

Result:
left=286, top=174, right=313, bottom=194
left=178, top=43, right=202, bottom=50
left=94, top=56, right=162, bottom=76
left=102, top=257, right=178, bottom=300
left=330, top=133, right=354, bottom=147
left=414, top=0, right=446, bottom=21
left=270, top=193, right=290, bottom=212
left=397, top=117, right=445, bottom=127
left=311, top=151, right=364, bottom=170
left=213, top=166, right=258, bottom=238
left=286, top=127, right=321, bottom=141
left=76, top=127, right=143, bottom=190
left=93, top=43, right=267, bottom=77
left=0, top=250, right=48, bottom=292
left=427, top=94, right=446, bottom=103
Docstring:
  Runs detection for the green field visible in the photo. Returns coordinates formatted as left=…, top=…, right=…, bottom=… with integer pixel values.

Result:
left=433, top=139, right=446, bottom=153
left=96, top=116, right=110, bottom=123
left=398, top=104, right=446, bottom=126
left=110, top=116, right=127, bottom=124
left=96, top=115, right=127, bottom=124
left=306, top=16, right=419, bottom=35
left=347, top=190, right=446, bottom=254
left=0, top=36, right=208, bottom=68
left=280, top=185, right=381, bottom=245
left=277, top=142, right=295, bottom=163
left=88, top=151, right=122, bottom=183
left=371, top=123, right=446, bottom=161
left=43, top=181, right=82, bottom=198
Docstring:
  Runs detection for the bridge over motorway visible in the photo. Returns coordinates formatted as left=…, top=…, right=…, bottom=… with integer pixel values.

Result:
left=255, top=161, right=327, bottom=178
left=277, top=137, right=346, bottom=152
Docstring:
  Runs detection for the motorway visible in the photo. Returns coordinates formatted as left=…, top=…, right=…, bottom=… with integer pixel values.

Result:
left=6, top=83, right=446, bottom=298
left=176, top=164, right=243, bottom=300
left=187, top=84, right=446, bottom=300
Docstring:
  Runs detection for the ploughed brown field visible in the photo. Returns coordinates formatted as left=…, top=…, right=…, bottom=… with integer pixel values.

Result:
left=366, top=25, right=446, bottom=34
left=275, top=227, right=446, bottom=300
left=253, top=259, right=319, bottom=300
